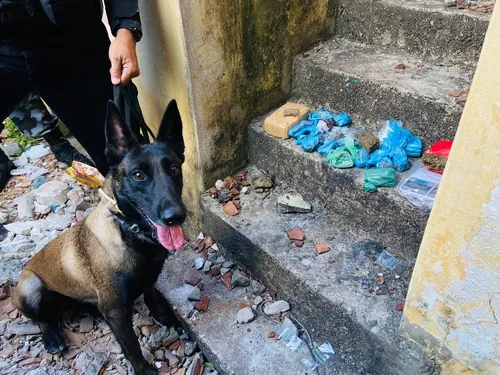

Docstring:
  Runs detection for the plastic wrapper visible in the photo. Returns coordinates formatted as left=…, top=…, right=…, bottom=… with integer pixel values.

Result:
left=354, top=148, right=369, bottom=168
left=313, top=342, right=335, bottom=363
left=377, top=250, right=407, bottom=273
left=66, top=161, right=105, bottom=190
left=376, top=156, right=393, bottom=169
left=405, top=135, right=423, bottom=157
left=300, top=134, right=322, bottom=153
left=363, top=168, right=397, bottom=192
left=276, top=317, right=303, bottom=352
left=308, top=108, right=334, bottom=122
left=327, top=147, right=353, bottom=168
left=289, top=120, right=314, bottom=138
left=333, top=112, right=352, bottom=127
left=392, top=147, right=409, bottom=172
left=317, top=139, right=343, bottom=156
left=397, top=161, right=441, bottom=210
left=10, top=164, right=48, bottom=180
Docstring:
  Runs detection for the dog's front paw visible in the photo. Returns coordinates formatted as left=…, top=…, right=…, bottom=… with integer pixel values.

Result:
left=135, top=365, right=158, bottom=375
left=41, top=324, right=65, bottom=354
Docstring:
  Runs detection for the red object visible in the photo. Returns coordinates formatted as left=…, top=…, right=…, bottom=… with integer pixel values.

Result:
left=424, top=140, right=453, bottom=174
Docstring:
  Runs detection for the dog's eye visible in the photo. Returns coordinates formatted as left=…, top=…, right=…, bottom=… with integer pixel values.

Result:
left=170, top=165, right=180, bottom=176
left=133, top=171, right=146, bottom=181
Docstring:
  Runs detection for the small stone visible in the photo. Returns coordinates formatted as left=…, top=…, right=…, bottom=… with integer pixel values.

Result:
left=394, top=63, right=406, bottom=70
left=251, top=280, right=266, bottom=294
left=277, top=191, right=312, bottom=214
left=217, top=189, right=233, bottom=204
left=395, top=302, right=405, bottom=312
left=231, top=270, right=250, bottom=287
left=222, top=201, right=239, bottom=216
left=134, top=316, right=154, bottom=328
left=202, top=260, right=213, bottom=273
left=221, top=261, right=234, bottom=268
left=0, top=212, right=9, bottom=224
left=34, top=181, right=69, bottom=206
left=184, top=270, right=202, bottom=286
left=214, top=256, right=226, bottom=264
left=168, top=340, right=181, bottom=350
left=314, top=243, right=329, bottom=254
left=215, top=180, right=225, bottom=190
left=241, top=186, right=250, bottom=195
left=302, top=259, right=312, bottom=267
left=17, top=195, right=34, bottom=220
left=250, top=173, right=273, bottom=189
left=184, top=341, right=197, bottom=356
left=162, top=328, right=180, bottom=347
left=141, top=347, right=154, bottom=364
left=395, top=275, right=401, bottom=279
left=141, top=326, right=151, bottom=337
left=237, top=307, right=255, bottom=324
left=79, top=316, right=94, bottom=333
left=6, top=322, right=41, bottom=335
left=209, top=264, right=221, bottom=277
left=194, top=258, right=205, bottom=270
left=448, top=90, right=462, bottom=97
left=283, top=108, right=299, bottom=117
left=211, top=243, right=219, bottom=251
left=264, top=300, right=290, bottom=316
left=222, top=273, right=233, bottom=290
left=287, top=227, right=305, bottom=241
left=194, top=296, right=210, bottom=312
left=196, top=232, right=204, bottom=240
left=164, top=350, right=180, bottom=366
left=154, top=350, right=165, bottom=360
left=188, top=287, right=202, bottom=302
left=377, top=273, right=384, bottom=277
left=220, top=267, right=231, bottom=276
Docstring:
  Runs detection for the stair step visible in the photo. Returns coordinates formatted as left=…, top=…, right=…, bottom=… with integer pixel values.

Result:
left=337, top=0, right=491, bottom=65
left=199, top=180, right=425, bottom=374
left=157, top=248, right=315, bottom=375
left=248, top=120, right=429, bottom=260
left=293, top=38, right=473, bottom=146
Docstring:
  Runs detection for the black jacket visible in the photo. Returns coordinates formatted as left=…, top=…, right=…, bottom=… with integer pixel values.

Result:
left=0, top=0, right=142, bottom=41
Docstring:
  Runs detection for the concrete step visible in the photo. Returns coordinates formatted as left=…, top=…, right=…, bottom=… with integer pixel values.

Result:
left=157, top=245, right=321, bottom=375
left=199, top=181, right=428, bottom=375
left=248, top=120, right=428, bottom=260
left=337, top=0, right=491, bottom=65
left=293, top=38, right=474, bottom=147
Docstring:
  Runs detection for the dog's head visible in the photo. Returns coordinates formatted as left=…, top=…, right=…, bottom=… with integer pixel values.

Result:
left=104, top=100, right=186, bottom=252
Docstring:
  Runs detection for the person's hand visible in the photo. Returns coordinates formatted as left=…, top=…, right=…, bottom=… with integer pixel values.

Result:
left=109, top=29, right=140, bottom=86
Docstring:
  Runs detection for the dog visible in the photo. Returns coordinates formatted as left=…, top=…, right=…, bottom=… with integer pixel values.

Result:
left=12, top=100, right=186, bottom=375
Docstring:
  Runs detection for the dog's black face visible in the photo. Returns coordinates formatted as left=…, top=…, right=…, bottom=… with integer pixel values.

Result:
left=104, top=100, right=186, bottom=252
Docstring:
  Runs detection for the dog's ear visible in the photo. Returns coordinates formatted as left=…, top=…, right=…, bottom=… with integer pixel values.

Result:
left=105, top=101, right=139, bottom=167
left=157, top=100, right=184, bottom=163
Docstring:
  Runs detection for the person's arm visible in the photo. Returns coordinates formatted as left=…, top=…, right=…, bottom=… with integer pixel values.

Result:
left=105, top=0, right=142, bottom=86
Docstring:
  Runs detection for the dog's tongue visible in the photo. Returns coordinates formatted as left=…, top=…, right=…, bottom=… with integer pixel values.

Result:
left=156, top=225, right=184, bottom=252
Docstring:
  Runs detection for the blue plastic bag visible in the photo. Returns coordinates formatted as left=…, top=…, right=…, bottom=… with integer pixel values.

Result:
left=301, top=135, right=322, bottom=152
left=289, top=120, right=314, bottom=138
left=309, top=109, right=334, bottom=122
left=368, top=149, right=385, bottom=167
left=376, top=156, right=393, bottom=169
left=405, top=135, right=423, bottom=157
left=317, top=139, right=344, bottom=156
left=333, top=112, right=352, bottom=127
left=392, top=147, right=409, bottom=172
left=354, top=148, right=369, bottom=168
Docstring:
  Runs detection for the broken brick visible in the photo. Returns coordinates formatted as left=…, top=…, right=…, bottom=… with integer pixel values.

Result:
left=239, top=303, right=251, bottom=309
left=268, top=331, right=275, bottom=339
left=19, top=357, right=41, bottom=366
left=222, top=201, right=239, bottom=216
left=379, top=277, right=385, bottom=285
left=194, top=296, right=210, bottom=312
left=232, top=199, right=241, bottom=210
left=184, top=270, right=202, bottom=286
left=314, top=243, right=329, bottom=254
left=203, top=236, right=213, bottom=248
left=287, top=227, right=305, bottom=241
left=222, top=272, right=233, bottom=290
left=168, top=340, right=181, bottom=350
left=209, top=264, right=221, bottom=277
left=394, top=63, right=406, bottom=70
left=294, top=240, right=304, bottom=247
left=230, top=188, right=240, bottom=196
left=209, top=187, right=218, bottom=198
left=395, top=302, right=405, bottom=311
left=448, top=90, right=462, bottom=97
left=388, top=285, right=395, bottom=291
left=0, top=298, right=15, bottom=314
left=223, top=176, right=235, bottom=189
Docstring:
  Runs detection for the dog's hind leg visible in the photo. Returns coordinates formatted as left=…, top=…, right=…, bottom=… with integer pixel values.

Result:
left=13, top=269, right=67, bottom=354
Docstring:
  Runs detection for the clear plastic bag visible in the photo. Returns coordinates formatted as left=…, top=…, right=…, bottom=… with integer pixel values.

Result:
left=397, top=161, right=442, bottom=210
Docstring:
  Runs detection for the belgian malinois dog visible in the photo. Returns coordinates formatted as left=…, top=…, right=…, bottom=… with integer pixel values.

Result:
left=12, top=100, right=187, bottom=375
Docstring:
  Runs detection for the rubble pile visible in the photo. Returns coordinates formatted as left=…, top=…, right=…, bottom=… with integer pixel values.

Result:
left=0, top=138, right=215, bottom=375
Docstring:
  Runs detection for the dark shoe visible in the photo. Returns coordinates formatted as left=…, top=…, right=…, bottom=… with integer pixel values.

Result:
left=0, top=148, right=14, bottom=192
left=43, top=129, right=95, bottom=167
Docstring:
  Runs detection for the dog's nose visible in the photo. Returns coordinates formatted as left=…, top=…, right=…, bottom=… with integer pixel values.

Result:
left=161, top=209, right=186, bottom=226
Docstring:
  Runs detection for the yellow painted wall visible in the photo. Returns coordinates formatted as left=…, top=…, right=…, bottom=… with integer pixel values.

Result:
left=134, top=1, right=202, bottom=236
left=402, top=6, right=500, bottom=374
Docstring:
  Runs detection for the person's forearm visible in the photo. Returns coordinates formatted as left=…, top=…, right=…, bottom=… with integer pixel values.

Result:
left=104, top=0, right=142, bottom=41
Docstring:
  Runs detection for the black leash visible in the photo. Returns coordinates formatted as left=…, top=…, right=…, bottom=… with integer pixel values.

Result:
left=113, top=84, right=156, bottom=144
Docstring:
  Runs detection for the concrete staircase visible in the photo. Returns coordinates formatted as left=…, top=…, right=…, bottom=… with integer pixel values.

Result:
left=160, top=1, right=491, bottom=374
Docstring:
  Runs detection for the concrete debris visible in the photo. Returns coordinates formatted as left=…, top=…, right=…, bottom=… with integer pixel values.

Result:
left=203, top=260, right=213, bottom=273
left=162, top=327, right=180, bottom=347
left=141, top=347, right=154, bottom=364
left=34, top=202, right=51, bottom=215
left=237, top=307, right=255, bottom=324
left=264, top=300, right=291, bottom=315
left=188, top=287, right=202, bottom=302
left=277, top=191, right=312, bottom=213
left=251, top=280, right=266, bottom=294
left=16, top=195, right=34, bottom=220
left=6, top=322, right=42, bottom=336
left=34, top=180, right=69, bottom=206
left=194, top=257, right=206, bottom=270
left=231, top=270, right=250, bottom=287
left=79, top=316, right=94, bottom=333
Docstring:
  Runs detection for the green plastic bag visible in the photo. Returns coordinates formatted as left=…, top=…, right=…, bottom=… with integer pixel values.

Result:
left=363, top=168, right=397, bottom=192
left=327, top=147, right=354, bottom=168
left=327, top=136, right=358, bottom=169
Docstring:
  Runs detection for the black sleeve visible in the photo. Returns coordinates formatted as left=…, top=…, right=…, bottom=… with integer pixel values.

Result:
left=104, top=0, right=142, bottom=41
